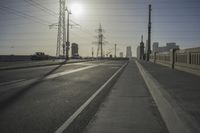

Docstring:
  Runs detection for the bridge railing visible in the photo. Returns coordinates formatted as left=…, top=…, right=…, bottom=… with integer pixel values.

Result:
left=151, top=52, right=171, bottom=67
left=149, top=47, right=200, bottom=76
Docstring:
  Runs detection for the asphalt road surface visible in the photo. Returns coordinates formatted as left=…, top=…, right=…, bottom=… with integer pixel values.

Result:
left=0, top=60, right=127, bottom=133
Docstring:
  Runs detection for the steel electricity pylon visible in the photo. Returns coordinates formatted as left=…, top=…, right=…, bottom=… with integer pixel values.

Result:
left=92, top=24, right=107, bottom=58
left=56, top=0, right=71, bottom=60
left=56, top=0, right=66, bottom=57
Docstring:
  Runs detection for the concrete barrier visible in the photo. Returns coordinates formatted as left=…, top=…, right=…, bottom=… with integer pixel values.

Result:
left=149, top=47, right=200, bottom=76
left=174, top=47, right=200, bottom=76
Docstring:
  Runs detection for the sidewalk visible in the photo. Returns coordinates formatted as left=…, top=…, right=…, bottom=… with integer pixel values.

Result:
left=84, top=60, right=169, bottom=133
left=137, top=60, right=200, bottom=133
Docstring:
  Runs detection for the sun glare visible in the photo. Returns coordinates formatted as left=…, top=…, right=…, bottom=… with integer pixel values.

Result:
left=70, top=2, right=84, bottom=16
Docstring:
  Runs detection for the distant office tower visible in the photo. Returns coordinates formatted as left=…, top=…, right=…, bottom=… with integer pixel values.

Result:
left=152, top=42, right=159, bottom=52
left=137, top=46, right=140, bottom=59
left=145, top=40, right=148, bottom=54
left=119, top=52, right=123, bottom=57
left=126, top=46, right=132, bottom=58
left=71, top=43, right=79, bottom=57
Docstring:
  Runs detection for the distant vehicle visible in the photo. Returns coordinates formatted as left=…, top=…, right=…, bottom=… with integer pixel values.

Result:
left=31, top=52, right=49, bottom=60
left=71, top=54, right=82, bottom=59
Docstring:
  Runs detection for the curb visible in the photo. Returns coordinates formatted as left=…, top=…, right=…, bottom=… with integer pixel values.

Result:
left=135, top=60, right=200, bottom=133
left=54, top=61, right=128, bottom=133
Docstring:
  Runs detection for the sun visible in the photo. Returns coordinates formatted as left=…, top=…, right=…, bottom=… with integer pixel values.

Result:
left=70, top=2, right=84, bottom=16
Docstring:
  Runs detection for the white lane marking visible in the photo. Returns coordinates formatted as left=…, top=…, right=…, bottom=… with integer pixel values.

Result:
left=0, top=65, right=99, bottom=90
left=0, top=79, right=26, bottom=86
left=45, top=65, right=98, bottom=79
left=0, top=65, right=97, bottom=91
left=3, top=61, right=90, bottom=72
left=0, top=79, right=39, bottom=93
left=54, top=62, right=128, bottom=133
left=0, top=62, right=122, bottom=91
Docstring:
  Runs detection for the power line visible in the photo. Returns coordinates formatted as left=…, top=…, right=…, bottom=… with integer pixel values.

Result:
left=64, top=19, right=200, bottom=23
left=23, top=0, right=58, bottom=17
left=0, top=6, right=49, bottom=25
left=83, top=0, right=200, bottom=4
left=80, top=14, right=200, bottom=17
left=0, top=32, right=57, bottom=34
left=84, top=6, right=200, bottom=10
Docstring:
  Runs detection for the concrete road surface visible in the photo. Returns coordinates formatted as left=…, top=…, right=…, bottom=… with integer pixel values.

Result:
left=0, top=60, right=127, bottom=133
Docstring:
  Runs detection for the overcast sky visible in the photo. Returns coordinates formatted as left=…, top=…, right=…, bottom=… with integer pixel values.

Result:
left=0, top=0, right=200, bottom=57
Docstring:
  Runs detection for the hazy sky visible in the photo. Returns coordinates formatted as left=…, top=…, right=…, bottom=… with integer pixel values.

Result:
left=0, top=0, right=200, bottom=57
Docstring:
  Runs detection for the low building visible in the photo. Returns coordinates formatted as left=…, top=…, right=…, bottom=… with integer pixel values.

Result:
left=152, top=42, right=179, bottom=53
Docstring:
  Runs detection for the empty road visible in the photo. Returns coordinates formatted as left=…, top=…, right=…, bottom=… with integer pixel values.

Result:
left=0, top=60, right=127, bottom=133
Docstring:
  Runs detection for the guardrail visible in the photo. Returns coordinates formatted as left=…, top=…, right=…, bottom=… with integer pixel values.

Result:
left=149, top=47, right=200, bottom=76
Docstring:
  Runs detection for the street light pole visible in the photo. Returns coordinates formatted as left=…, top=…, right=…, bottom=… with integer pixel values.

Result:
left=147, top=4, right=152, bottom=61
left=114, top=44, right=117, bottom=58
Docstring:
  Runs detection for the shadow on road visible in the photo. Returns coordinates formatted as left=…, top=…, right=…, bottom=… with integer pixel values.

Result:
left=0, top=61, right=66, bottom=111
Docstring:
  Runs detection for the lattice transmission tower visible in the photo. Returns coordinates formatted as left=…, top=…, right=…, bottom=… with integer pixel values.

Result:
left=93, top=24, right=107, bottom=58
left=56, top=0, right=66, bottom=57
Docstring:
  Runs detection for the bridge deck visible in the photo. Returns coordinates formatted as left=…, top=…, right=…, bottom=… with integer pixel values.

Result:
left=84, top=60, right=169, bottom=133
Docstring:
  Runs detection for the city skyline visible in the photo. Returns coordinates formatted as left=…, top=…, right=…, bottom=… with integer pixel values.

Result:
left=0, top=0, right=200, bottom=57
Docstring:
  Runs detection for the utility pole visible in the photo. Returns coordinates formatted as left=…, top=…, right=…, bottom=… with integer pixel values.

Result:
left=92, top=47, right=94, bottom=57
left=147, top=4, right=152, bottom=61
left=66, top=7, right=71, bottom=60
left=114, top=44, right=117, bottom=58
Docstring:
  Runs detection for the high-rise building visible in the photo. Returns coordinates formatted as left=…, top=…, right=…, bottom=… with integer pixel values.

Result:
left=145, top=40, right=148, bottom=54
left=126, top=46, right=132, bottom=58
left=152, top=42, right=159, bottom=52
left=71, top=43, right=79, bottom=57
left=119, top=52, right=123, bottom=57
left=137, top=46, right=140, bottom=59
